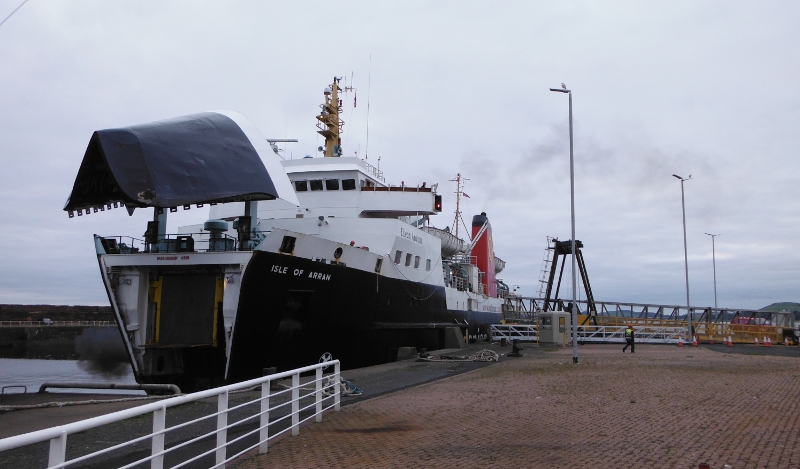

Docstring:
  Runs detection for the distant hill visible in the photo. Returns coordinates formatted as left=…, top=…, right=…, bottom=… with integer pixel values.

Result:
left=761, top=302, right=800, bottom=321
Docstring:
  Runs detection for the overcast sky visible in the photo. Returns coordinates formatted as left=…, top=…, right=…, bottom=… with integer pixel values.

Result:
left=1, top=1, right=798, bottom=310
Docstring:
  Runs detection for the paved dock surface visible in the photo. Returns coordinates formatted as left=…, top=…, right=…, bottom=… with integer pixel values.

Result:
left=233, top=344, right=800, bottom=469
left=0, top=347, right=493, bottom=468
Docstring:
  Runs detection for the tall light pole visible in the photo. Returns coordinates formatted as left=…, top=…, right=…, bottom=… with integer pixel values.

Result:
left=550, top=83, right=578, bottom=365
left=705, top=233, right=720, bottom=308
left=673, top=174, right=692, bottom=340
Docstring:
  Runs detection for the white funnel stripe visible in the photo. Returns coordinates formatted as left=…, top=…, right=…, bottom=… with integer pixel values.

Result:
left=214, top=110, right=300, bottom=207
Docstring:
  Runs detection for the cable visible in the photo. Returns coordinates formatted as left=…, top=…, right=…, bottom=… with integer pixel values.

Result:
left=0, top=0, right=28, bottom=29
left=385, top=254, right=441, bottom=301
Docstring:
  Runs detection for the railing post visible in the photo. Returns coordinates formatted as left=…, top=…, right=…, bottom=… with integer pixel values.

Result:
left=259, top=380, right=270, bottom=454
left=291, top=373, right=300, bottom=436
left=315, top=367, right=323, bottom=422
left=151, top=405, right=166, bottom=469
left=334, top=361, right=341, bottom=412
left=47, top=430, right=67, bottom=468
left=216, top=390, right=228, bottom=468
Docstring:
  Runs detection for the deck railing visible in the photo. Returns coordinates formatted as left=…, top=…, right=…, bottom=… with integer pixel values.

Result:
left=0, top=361, right=341, bottom=468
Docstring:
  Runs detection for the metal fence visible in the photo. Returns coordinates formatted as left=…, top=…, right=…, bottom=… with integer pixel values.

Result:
left=0, top=361, right=341, bottom=469
left=490, top=324, right=684, bottom=344
left=490, top=324, right=539, bottom=342
left=0, top=321, right=115, bottom=327
left=577, top=325, right=684, bottom=344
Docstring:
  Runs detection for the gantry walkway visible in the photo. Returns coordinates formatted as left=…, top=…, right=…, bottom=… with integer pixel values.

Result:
left=500, top=297, right=796, bottom=344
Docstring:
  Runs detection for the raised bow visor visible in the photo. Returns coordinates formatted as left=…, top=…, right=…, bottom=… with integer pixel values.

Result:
left=64, top=110, right=298, bottom=216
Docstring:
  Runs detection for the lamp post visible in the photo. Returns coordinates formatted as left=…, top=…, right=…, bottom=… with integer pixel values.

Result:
left=550, top=83, right=578, bottom=365
left=705, top=233, right=720, bottom=308
left=673, top=174, right=692, bottom=340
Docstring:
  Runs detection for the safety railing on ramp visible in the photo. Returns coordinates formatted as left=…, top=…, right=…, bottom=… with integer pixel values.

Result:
left=0, top=361, right=341, bottom=469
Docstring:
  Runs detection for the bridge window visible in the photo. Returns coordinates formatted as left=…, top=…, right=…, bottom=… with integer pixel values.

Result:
left=405, top=253, right=412, bottom=266
left=342, top=179, right=356, bottom=190
left=394, top=250, right=402, bottom=264
left=426, top=259, right=431, bottom=271
left=310, top=179, right=323, bottom=191
left=325, top=179, right=340, bottom=190
left=294, top=181, right=308, bottom=192
left=414, top=256, right=420, bottom=269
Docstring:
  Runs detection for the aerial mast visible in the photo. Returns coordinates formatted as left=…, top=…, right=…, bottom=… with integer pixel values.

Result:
left=316, top=77, right=354, bottom=158
left=449, top=173, right=470, bottom=239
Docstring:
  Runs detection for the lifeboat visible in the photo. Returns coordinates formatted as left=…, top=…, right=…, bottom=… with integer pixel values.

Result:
left=423, top=226, right=466, bottom=258
left=494, top=255, right=506, bottom=274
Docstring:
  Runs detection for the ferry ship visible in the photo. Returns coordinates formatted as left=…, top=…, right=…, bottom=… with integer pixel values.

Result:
left=64, top=78, right=513, bottom=391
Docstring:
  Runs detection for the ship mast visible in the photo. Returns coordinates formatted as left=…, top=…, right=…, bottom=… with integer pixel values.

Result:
left=450, top=173, right=470, bottom=239
left=316, top=76, right=353, bottom=158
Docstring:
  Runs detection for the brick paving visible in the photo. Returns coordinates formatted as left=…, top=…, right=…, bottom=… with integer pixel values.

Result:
left=233, top=345, right=800, bottom=469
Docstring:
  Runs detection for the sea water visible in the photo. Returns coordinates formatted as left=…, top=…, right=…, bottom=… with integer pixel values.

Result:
left=0, top=358, right=140, bottom=394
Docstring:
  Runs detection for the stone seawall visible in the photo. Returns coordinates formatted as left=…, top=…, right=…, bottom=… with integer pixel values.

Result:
left=0, top=326, right=121, bottom=360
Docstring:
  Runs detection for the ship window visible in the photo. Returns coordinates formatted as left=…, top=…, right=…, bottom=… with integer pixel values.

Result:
left=405, top=253, right=412, bottom=266
left=426, top=259, right=431, bottom=271
left=414, top=256, right=420, bottom=269
left=342, top=179, right=356, bottom=190
left=375, top=258, right=383, bottom=273
left=310, top=179, right=323, bottom=191
left=394, top=250, right=402, bottom=264
left=279, top=236, right=296, bottom=254
left=294, top=181, right=308, bottom=192
left=325, top=179, right=340, bottom=190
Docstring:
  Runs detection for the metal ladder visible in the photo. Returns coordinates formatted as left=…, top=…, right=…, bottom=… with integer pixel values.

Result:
left=536, top=236, right=556, bottom=298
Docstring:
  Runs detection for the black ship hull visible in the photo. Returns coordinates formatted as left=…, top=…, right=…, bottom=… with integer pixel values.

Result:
left=226, top=251, right=501, bottom=383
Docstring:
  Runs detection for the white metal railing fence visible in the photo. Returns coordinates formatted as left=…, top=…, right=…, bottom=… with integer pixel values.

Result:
left=577, top=325, right=684, bottom=344
left=0, top=320, right=115, bottom=327
left=0, top=361, right=341, bottom=469
left=490, top=324, right=539, bottom=342
left=490, top=324, right=684, bottom=344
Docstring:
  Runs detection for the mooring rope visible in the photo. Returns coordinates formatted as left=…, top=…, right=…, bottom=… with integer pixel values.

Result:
left=418, top=349, right=499, bottom=362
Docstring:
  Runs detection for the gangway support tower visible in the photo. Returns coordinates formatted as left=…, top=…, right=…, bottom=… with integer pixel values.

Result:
left=541, top=238, right=598, bottom=324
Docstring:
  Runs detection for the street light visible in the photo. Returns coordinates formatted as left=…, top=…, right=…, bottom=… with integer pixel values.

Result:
left=705, top=233, right=720, bottom=308
left=550, top=83, right=578, bottom=365
left=673, top=174, right=692, bottom=340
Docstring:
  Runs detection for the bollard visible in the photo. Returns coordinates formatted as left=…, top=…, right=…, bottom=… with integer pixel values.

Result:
left=508, top=339, right=523, bottom=357
left=500, top=338, right=508, bottom=347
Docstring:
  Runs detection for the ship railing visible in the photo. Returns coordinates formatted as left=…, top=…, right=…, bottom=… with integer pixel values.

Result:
left=0, top=320, right=115, bottom=327
left=0, top=361, right=341, bottom=469
left=444, top=274, right=469, bottom=292
left=101, top=231, right=261, bottom=254
left=448, top=254, right=477, bottom=266
left=361, top=159, right=386, bottom=183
